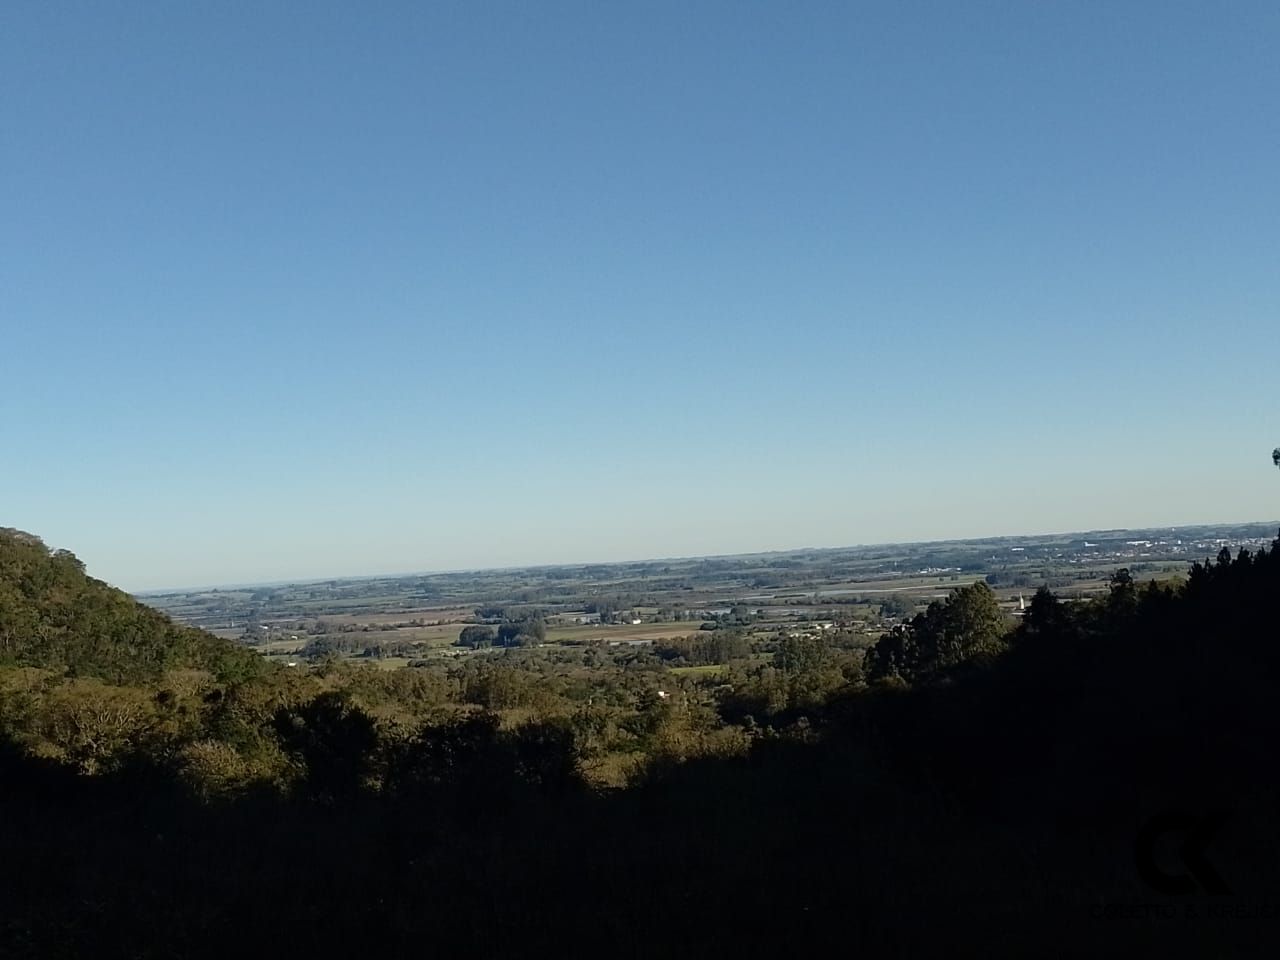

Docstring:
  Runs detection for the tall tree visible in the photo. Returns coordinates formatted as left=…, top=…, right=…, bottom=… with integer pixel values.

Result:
left=865, top=581, right=1009, bottom=683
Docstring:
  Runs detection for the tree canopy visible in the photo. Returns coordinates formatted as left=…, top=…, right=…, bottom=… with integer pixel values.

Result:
left=0, top=528, right=263, bottom=685
left=865, top=580, right=1009, bottom=683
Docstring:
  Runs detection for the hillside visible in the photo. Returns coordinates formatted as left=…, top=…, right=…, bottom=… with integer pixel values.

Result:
left=2, top=527, right=1279, bottom=956
left=0, top=528, right=262, bottom=685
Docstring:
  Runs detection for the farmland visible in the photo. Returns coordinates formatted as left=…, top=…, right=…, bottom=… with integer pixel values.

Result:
left=143, top=521, right=1277, bottom=671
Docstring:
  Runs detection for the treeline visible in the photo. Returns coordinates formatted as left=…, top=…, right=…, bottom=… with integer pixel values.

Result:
left=302, top=634, right=423, bottom=659
left=454, top=615, right=548, bottom=648
left=653, top=631, right=750, bottom=665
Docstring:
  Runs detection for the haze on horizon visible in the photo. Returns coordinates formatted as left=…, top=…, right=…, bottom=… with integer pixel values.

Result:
left=3, top=2, right=1277, bottom=592
left=122, top=518, right=1275, bottom=597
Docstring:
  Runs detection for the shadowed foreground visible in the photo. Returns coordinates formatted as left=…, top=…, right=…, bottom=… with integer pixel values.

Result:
left=3, top=539, right=1280, bottom=957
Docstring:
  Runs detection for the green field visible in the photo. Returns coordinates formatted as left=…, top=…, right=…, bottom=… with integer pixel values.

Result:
left=669, top=664, right=727, bottom=678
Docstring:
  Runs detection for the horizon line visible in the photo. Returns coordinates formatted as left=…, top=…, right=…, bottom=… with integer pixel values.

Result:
left=130, top=518, right=1280, bottom=596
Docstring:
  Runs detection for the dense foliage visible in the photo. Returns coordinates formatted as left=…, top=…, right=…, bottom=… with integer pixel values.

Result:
left=0, top=529, right=262, bottom=685
left=3, top=526, right=1280, bottom=956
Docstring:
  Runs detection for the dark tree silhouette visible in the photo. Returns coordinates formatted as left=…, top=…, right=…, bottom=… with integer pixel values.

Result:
left=272, top=691, right=380, bottom=802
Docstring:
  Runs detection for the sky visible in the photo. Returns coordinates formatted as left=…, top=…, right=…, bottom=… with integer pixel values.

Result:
left=2, top=1, right=1278, bottom=591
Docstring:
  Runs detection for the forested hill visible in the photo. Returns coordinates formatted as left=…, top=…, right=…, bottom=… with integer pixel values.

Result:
left=0, top=528, right=262, bottom=685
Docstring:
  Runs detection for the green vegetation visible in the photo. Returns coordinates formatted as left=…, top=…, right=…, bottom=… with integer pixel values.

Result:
left=0, top=529, right=262, bottom=685
left=864, top=580, right=1008, bottom=682
left=3, top=524, right=1280, bottom=956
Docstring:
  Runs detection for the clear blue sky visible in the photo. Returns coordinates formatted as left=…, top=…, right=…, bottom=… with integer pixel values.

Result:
left=3, top=1, right=1277, bottom=590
